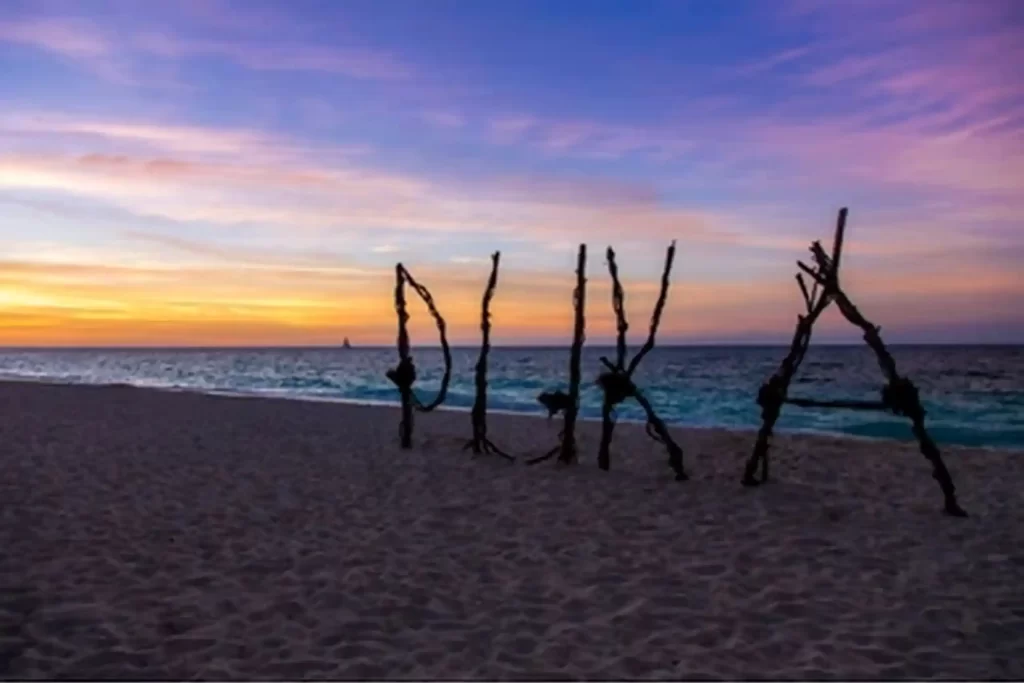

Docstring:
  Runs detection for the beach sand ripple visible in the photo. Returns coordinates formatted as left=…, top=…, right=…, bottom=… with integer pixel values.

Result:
left=1, top=382, right=1022, bottom=679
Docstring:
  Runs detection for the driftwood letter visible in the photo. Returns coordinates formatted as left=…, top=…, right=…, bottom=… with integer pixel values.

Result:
left=386, top=264, right=452, bottom=448
left=465, top=252, right=514, bottom=461
left=595, top=243, right=686, bottom=480
left=741, top=208, right=966, bottom=517
left=528, top=244, right=587, bottom=465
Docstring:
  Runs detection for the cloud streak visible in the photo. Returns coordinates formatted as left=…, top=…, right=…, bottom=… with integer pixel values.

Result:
left=0, top=113, right=737, bottom=246
left=134, top=32, right=414, bottom=80
left=0, top=17, right=109, bottom=58
left=0, top=14, right=415, bottom=84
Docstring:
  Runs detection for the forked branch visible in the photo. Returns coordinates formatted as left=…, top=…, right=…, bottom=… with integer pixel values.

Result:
left=627, top=241, right=676, bottom=376
left=596, top=243, right=686, bottom=480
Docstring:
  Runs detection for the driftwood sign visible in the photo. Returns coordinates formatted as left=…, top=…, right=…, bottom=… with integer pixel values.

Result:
left=384, top=209, right=961, bottom=517
left=741, top=208, right=966, bottom=517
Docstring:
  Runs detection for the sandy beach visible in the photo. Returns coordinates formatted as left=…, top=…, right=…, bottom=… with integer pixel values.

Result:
left=0, top=380, right=1022, bottom=680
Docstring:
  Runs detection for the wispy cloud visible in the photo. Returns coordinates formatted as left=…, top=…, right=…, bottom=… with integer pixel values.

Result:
left=0, top=113, right=275, bottom=157
left=0, top=15, right=415, bottom=83
left=732, top=46, right=813, bottom=77
left=0, top=17, right=109, bottom=58
left=0, top=16, right=162, bottom=86
left=0, top=112, right=736, bottom=245
left=487, top=116, right=693, bottom=161
left=134, top=32, right=414, bottom=80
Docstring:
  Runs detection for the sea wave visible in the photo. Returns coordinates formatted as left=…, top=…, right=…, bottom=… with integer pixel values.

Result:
left=1, top=345, right=1021, bottom=450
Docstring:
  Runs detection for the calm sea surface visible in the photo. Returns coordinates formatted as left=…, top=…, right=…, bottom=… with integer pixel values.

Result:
left=1, top=346, right=1022, bottom=449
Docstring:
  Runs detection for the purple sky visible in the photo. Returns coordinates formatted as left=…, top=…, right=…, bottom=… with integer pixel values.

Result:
left=0, top=0, right=1021, bottom=346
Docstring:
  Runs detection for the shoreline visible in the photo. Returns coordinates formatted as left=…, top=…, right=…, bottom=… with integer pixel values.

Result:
left=1, top=380, right=1022, bottom=679
left=1, top=376, right=1019, bottom=455
left=2, top=342, right=1022, bottom=350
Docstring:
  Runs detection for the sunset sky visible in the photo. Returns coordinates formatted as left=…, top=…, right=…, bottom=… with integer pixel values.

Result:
left=1, top=0, right=1021, bottom=346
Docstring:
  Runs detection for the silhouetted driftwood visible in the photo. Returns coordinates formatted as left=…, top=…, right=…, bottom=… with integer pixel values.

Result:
left=464, top=252, right=513, bottom=461
left=560, top=244, right=588, bottom=464
left=387, top=264, right=414, bottom=448
left=785, top=397, right=886, bottom=410
left=385, top=263, right=452, bottom=448
left=537, top=390, right=571, bottom=418
left=527, top=245, right=587, bottom=465
left=595, top=243, right=687, bottom=480
left=741, top=208, right=966, bottom=517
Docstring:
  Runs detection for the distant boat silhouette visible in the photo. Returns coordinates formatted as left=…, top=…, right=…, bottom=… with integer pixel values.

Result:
left=343, top=337, right=352, bottom=349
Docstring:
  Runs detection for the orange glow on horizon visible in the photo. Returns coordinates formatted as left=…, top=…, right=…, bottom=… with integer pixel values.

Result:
left=1, top=257, right=1019, bottom=346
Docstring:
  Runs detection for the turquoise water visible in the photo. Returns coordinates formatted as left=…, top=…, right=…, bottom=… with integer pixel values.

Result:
left=0, top=346, right=1022, bottom=449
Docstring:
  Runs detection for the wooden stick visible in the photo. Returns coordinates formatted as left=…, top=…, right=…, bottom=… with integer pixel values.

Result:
left=831, top=207, right=848, bottom=274
left=400, top=266, right=452, bottom=412
left=468, top=252, right=510, bottom=458
left=797, top=260, right=827, bottom=286
left=832, top=288, right=965, bottom=516
left=525, top=443, right=561, bottom=466
left=559, top=245, right=587, bottom=465
left=598, top=247, right=630, bottom=471
left=606, top=247, right=628, bottom=370
left=597, top=396, right=615, bottom=471
left=810, top=241, right=833, bottom=278
left=393, top=264, right=413, bottom=448
left=634, top=388, right=687, bottom=480
left=796, top=273, right=812, bottom=312
left=742, top=293, right=831, bottom=485
left=627, top=241, right=675, bottom=377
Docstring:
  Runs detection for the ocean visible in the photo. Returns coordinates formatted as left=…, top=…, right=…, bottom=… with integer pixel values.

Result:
left=0, top=345, right=1021, bottom=450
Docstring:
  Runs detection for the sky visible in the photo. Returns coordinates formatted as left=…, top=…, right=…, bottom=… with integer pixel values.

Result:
left=0, top=0, right=1021, bottom=346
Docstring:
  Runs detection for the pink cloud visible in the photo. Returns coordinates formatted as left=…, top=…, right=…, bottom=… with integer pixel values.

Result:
left=0, top=17, right=109, bottom=57
left=880, top=0, right=1019, bottom=36
left=7, top=111, right=1015, bottom=270
left=0, top=132, right=728, bottom=244
left=0, top=113, right=274, bottom=157
left=0, top=17, right=170, bottom=87
left=745, top=117, right=1023, bottom=196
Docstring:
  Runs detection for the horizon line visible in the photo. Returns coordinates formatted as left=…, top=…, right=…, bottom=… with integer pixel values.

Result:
left=1, top=342, right=1021, bottom=351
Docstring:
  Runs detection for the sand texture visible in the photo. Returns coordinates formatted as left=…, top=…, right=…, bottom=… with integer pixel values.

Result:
left=1, top=381, right=1022, bottom=680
